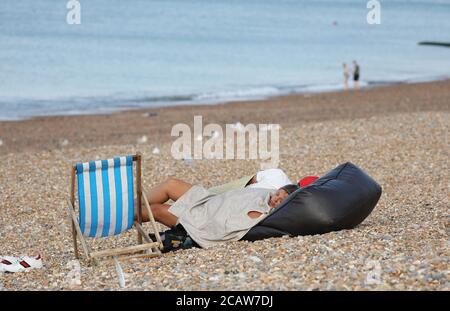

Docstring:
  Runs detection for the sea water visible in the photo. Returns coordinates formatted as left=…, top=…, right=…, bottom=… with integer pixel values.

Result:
left=0, top=0, right=449, bottom=120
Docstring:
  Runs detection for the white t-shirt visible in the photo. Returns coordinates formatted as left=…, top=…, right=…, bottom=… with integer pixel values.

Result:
left=247, top=168, right=292, bottom=190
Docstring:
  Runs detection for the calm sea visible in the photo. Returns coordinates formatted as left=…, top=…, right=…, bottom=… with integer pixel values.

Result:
left=1, top=0, right=449, bottom=120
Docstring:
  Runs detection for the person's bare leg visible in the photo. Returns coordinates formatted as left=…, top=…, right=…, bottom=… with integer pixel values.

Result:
left=136, top=177, right=192, bottom=224
left=147, top=177, right=193, bottom=204
left=141, top=203, right=178, bottom=227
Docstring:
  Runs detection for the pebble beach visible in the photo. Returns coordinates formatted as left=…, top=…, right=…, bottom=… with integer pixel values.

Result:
left=0, top=80, right=449, bottom=290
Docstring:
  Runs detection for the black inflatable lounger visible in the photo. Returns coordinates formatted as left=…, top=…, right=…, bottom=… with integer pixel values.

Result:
left=241, top=162, right=382, bottom=242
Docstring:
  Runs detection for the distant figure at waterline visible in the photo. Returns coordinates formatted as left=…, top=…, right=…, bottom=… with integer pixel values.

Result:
left=343, top=63, right=350, bottom=90
left=353, top=60, right=360, bottom=90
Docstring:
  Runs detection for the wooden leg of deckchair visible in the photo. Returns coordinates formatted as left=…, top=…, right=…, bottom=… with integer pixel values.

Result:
left=71, top=217, right=79, bottom=259
left=69, top=167, right=79, bottom=258
left=136, top=153, right=143, bottom=245
left=91, top=242, right=160, bottom=259
left=142, top=190, right=163, bottom=251
left=135, top=222, right=161, bottom=254
left=67, top=200, right=92, bottom=263
left=135, top=222, right=152, bottom=243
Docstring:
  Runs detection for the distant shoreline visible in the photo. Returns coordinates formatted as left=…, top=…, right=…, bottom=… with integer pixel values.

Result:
left=0, top=79, right=449, bottom=156
left=1, top=75, right=449, bottom=122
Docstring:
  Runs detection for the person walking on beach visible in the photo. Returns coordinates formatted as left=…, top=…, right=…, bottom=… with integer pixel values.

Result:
left=352, top=60, right=360, bottom=89
left=343, top=63, right=350, bottom=90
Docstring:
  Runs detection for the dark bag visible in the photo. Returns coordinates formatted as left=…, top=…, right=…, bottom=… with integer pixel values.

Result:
left=159, top=224, right=200, bottom=253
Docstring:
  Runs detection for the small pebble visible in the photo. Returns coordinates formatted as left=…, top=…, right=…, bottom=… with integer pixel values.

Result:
left=248, top=256, right=262, bottom=263
left=137, top=135, right=148, bottom=144
left=152, top=147, right=160, bottom=155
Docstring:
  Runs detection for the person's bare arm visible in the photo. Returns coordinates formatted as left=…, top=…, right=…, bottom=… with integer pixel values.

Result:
left=247, top=211, right=263, bottom=219
left=245, top=175, right=257, bottom=186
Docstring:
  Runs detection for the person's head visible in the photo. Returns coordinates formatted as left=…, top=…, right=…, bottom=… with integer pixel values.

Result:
left=353, top=60, right=358, bottom=65
left=343, top=63, right=347, bottom=68
left=268, top=184, right=299, bottom=209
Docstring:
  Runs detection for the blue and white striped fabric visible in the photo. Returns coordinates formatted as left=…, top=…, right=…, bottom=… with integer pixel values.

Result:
left=76, top=155, right=135, bottom=238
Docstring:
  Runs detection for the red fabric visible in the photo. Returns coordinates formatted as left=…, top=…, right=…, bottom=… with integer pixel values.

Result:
left=298, top=175, right=319, bottom=188
left=19, top=261, right=31, bottom=268
left=1, top=259, right=12, bottom=265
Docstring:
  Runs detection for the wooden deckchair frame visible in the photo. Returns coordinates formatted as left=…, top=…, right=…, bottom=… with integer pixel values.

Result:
left=67, top=152, right=163, bottom=265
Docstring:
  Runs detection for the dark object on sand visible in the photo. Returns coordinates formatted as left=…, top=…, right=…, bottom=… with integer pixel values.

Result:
left=150, top=224, right=200, bottom=253
left=144, top=112, right=158, bottom=117
left=241, top=162, right=382, bottom=241
left=418, top=41, right=450, bottom=48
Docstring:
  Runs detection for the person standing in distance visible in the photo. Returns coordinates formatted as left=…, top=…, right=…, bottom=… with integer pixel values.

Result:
left=343, top=63, right=350, bottom=90
left=353, top=60, right=360, bottom=89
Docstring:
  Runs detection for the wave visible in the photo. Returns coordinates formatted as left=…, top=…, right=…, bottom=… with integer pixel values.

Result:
left=1, top=74, right=449, bottom=121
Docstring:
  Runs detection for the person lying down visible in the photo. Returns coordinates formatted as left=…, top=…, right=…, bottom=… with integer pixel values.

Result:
left=139, top=178, right=299, bottom=248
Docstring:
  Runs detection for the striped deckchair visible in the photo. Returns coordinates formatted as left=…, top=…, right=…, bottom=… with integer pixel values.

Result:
left=67, top=153, right=163, bottom=265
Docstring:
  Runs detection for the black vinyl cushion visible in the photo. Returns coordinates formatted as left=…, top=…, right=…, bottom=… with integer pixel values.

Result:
left=241, top=162, right=382, bottom=241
